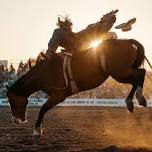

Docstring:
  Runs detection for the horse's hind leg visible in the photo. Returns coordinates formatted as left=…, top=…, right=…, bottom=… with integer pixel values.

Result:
left=135, top=68, right=147, bottom=107
left=125, top=85, right=136, bottom=113
left=113, top=68, right=146, bottom=112
left=113, top=75, right=137, bottom=112
left=125, top=68, right=146, bottom=107
left=33, top=92, right=65, bottom=137
left=113, top=69, right=143, bottom=112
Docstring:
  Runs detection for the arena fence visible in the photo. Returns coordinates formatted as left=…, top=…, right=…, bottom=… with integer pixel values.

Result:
left=0, top=98, right=152, bottom=107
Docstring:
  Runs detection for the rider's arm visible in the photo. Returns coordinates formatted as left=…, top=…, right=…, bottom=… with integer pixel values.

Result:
left=78, top=17, right=116, bottom=41
left=46, top=29, right=61, bottom=56
left=77, top=11, right=117, bottom=42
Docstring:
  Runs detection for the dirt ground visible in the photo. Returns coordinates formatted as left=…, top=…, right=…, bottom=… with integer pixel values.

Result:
left=0, top=106, right=152, bottom=152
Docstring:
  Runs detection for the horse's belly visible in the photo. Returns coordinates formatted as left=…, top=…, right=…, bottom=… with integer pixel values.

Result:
left=72, top=56, right=108, bottom=90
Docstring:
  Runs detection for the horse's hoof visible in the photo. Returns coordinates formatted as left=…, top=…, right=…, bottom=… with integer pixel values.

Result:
left=33, top=128, right=42, bottom=138
left=126, top=102, right=134, bottom=113
left=136, top=92, right=147, bottom=107
left=126, top=99, right=134, bottom=113
left=127, top=103, right=134, bottom=113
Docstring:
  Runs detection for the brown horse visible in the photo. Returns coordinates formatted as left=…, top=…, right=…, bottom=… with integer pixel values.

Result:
left=6, top=39, right=146, bottom=137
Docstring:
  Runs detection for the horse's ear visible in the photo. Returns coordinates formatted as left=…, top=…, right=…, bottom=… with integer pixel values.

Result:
left=5, top=84, right=9, bottom=90
left=28, top=59, right=32, bottom=69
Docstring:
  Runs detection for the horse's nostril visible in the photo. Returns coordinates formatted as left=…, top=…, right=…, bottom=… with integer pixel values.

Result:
left=23, top=119, right=28, bottom=124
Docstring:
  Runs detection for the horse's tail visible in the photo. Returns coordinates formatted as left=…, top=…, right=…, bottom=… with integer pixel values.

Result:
left=129, top=39, right=145, bottom=68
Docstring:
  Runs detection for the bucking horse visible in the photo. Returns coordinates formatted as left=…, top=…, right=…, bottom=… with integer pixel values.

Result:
left=6, top=39, right=147, bottom=137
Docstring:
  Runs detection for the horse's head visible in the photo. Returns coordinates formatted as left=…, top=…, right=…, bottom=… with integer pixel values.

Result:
left=6, top=54, right=62, bottom=125
left=7, top=89, right=28, bottom=125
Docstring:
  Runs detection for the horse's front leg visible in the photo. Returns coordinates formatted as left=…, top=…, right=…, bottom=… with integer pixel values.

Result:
left=33, top=95, right=65, bottom=137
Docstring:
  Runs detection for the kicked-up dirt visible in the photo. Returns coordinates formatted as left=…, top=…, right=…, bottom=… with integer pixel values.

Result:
left=0, top=106, right=152, bottom=152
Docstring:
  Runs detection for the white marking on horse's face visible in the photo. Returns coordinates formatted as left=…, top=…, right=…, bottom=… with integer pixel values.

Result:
left=12, top=116, right=15, bottom=123
left=12, top=115, right=28, bottom=125
left=23, top=119, right=28, bottom=124
left=12, top=116, right=24, bottom=125
left=8, top=93, right=28, bottom=123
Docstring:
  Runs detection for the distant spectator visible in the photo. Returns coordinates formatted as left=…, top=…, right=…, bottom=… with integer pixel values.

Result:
left=17, top=61, right=24, bottom=76
left=18, top=61, right=24, bottom=71
left=9, top=63, right=16, bottom=74
left=0, top=65, right=5, bottom=72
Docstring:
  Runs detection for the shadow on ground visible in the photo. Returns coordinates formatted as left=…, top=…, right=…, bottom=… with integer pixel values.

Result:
left=80, top=146, right=152, bottom=152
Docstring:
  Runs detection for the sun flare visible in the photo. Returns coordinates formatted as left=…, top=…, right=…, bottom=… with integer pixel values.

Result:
left=90, top=40, right=102, bottom=48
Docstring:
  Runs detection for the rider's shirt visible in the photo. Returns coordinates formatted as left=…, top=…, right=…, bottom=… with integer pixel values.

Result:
left=48, top=28, right=80, bottom=53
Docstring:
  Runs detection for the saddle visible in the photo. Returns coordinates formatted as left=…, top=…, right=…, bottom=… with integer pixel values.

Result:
left=38, top=51, right=79, bottom=94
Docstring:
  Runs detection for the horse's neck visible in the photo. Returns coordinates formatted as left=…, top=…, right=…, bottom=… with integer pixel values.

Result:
left=10, top=74, right=39, bottom=97
left=13, top=57, right=61, bottom=97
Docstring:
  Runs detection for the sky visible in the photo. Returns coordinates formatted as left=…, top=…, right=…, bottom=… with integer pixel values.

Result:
left=1, top=0, right=152, bottom=68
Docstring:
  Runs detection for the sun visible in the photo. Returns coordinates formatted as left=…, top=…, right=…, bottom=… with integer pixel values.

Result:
left=90, top=40, right=102, bottom=48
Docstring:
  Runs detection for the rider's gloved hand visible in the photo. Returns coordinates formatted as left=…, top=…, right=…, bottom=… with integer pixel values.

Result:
left=100, top=9, right=118, bottom=23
